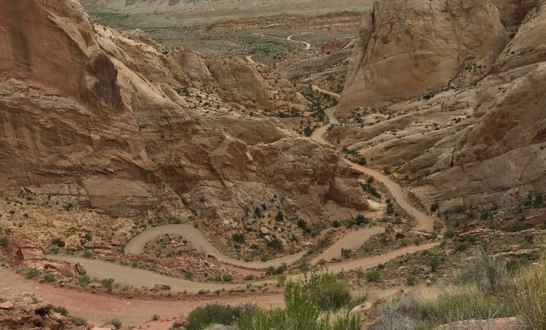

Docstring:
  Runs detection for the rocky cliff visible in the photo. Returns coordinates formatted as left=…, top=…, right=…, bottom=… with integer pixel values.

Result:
left=337, top=0, right=546, bottom=213
left=0, top=0, right=367, bottom=247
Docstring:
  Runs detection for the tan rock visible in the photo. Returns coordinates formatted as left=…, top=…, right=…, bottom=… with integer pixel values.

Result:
left=0, top=302, right=14, bottom=310
left=339, top=0, right=508, bottom=116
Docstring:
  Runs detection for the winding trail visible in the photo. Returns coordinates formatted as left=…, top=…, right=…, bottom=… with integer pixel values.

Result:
left=124, top=224, right=306, bottom=270
left=1, top=87, right=441, bottom=326
left=311, top=103, right=437, bottom=233
left=123, top=224, right=386, bottom=270
left=287, top=34, right=312, bottom=50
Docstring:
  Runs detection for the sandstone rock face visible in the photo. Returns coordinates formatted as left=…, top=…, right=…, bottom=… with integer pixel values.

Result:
left=339, top=0, right=508, bottom=115
left=0, top=1, right=366, bottom=246
left=336, top=0, right=546, bottom=212
left=206, top=57, right=273, bottom=110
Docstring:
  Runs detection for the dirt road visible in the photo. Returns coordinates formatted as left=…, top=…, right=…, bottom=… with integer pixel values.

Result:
left=0, top=266, right=284, bottom=326
left=287, top=34, right=312, bottom=50
left=311, top=105, right=437, bottom=233
left=0, top=90, right=441, bottom=327
left=124, top=224, right=305, bottom=270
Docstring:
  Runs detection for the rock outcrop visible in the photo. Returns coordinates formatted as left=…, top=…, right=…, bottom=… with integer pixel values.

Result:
left=336, top=0, right=546, bottom=212
left=0, top=0, right=366, bottom=250
left=339, top=0, right=508, bottom=114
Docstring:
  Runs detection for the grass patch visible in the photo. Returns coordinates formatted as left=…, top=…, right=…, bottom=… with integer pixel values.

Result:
left=512, top=256, right=546, bottom=329
left=185, top=304, right=257, bottom=330
left=238, top=273, right=361, bottom=330
left=373, top=287, right=514, bottom=330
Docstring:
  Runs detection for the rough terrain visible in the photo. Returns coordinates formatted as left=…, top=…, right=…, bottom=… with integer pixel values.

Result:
left=335, top=0, right=546, bottom=214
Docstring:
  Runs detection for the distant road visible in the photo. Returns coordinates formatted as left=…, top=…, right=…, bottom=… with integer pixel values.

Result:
left=287, top=34, right=312, bottom=50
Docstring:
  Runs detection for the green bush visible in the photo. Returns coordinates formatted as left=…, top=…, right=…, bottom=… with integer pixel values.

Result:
left=51, top=238, right=65, bottom=248
left=361, top=182, right=381, bottom=199
left=43, top=272, right=56, bottom=283
left=24, top=268, right=41, bottom=279
left=101, top=278, right=115, bottom=291
left=266, top=263, right=288, bottom=276
left=82, top=249, right=93, bottom=258
left=0, top=236, right=8, bottom=248
left=232, top=233, right=246, bottom=244
left=293, top=272, right=352, bottom=311
left=238, top=273, right=360, bottom=330
left=374, top=287, right=514, bottom=330
left=354, top=214, right=368, bottom=226
left=79, top=275, right=91, bottom=287
left=267, top=238, right=284, bottom=251
left=111, top=319, right=122, bottom=330
left=366, top=271, right=383, bottom=283
left=429, top=255, right=442, bottom=273
left=512, top=256, right=546, bottom=329
left=186, top=304, right=257, bottom=330
left=458, top=248, right=508, bottom=294
left=71, top=317, right=88, bottom=326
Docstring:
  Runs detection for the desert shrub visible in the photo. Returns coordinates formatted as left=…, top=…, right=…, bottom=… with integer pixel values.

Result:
left=238, top=274, right=360, bottom=330
left=186, top=304, right=257, bottom=330
left=341, top=248, right=352, bottom=259
left=523, top=192, right=545, bottom=209
left=512, top=257, right=546, bottom=329
left=373, top=287, right=514, bottom=330
left=232, top=233, right=246, bottom=244
left=0, top=236, right=7, bottom=248
left=24, top=268, right=41, bottom=279
left=101, top=278, right=115, bottom=291
left=267, top=237, right=284, bottom=251
left=354, top=214, right=368, bottom=226
left=303, top=126, right=313, bottom=137
left=83, top=232, right=92, bottom=242
left=361, top=182, right=381, bottom=199
left=111, top=319, right=122, bottom=330
left=266, top=263, right=288, bottom=276
left=429, top=255, right=442, bottom=273
left=48, top=245, right=60, bottom=255
left=71, top=317, right=87, bottom=326
left=184, top=271, right=194, bottom=280
left=370, top=301, right=417, bottom=330
left=357, top=157, right=368, bottom=166
left=294, top=272, right=352, bottom=311
left=43, top=272, right=57, bottom=283
left=414, top=287, right=513, bottom=325
left=275, top=211, right=284, bottom=222
left=79, top=275, right=91, bottom=287
left=51, top=238, right=65, bottom=248
left=366, top=271, right=383, bottom=283
left=386, top=200, right=394, bottom=215
left=51, top=305, right=68, bottom=316
left=458, top=248, right=509, bottom=294
left=296, top=219, right=310, bottom=233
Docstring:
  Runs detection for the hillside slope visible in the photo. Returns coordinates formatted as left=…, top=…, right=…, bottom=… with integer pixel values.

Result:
left=336, top=0, right=546, bottom=213
left=0, top=0, right=367, bottom=252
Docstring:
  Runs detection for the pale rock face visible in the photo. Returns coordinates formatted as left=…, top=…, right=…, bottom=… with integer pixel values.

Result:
left=0, top=1, right=366, bottom=237
left=336, top=0, right=546, bottom=211
left=339, top=0, right=508, bottom=116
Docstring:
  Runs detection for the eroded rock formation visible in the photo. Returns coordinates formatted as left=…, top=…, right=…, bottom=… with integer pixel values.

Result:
left=0, top=0, right=366, bottom=245
left=337, top=0, right=546, bottom=212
